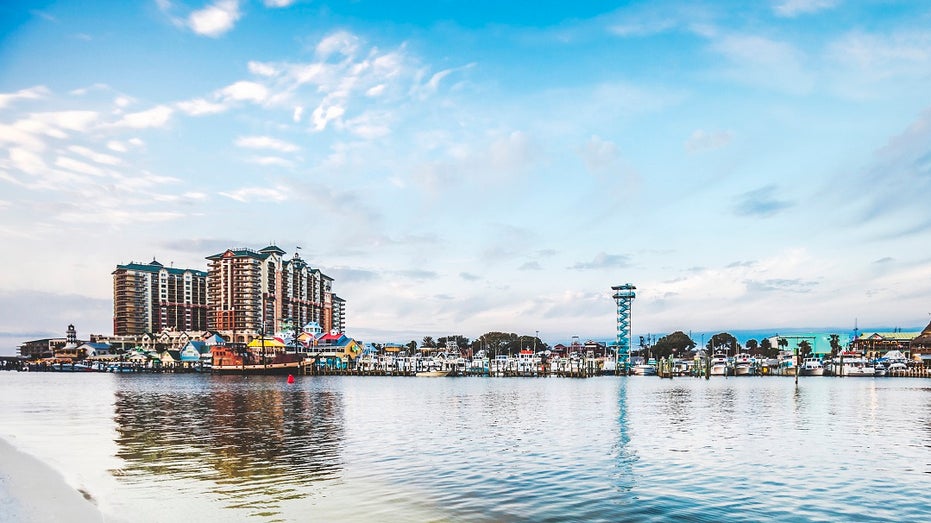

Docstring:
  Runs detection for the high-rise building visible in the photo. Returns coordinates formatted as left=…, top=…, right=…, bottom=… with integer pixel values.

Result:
left=206, top=246, right=344, bottom=343
left=112, top=260, right=207, bottom=335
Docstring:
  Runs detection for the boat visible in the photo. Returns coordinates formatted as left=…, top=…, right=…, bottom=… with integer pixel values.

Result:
left=50, top=362, right=97, bottom=372
left=825, top=353, right=875, bottom=377
left=799, top=357, right=825, bottom=376
left=415, top=370, right=449, bottom=377
left=734, top=353, right=752, bottom=376
left=601, top=356, right=617, bottom=375
left=630, top=356, right=656, bottom=376
left=631, top=362, right=657, bottom=376
left=709, top=353, right=728, bottom=376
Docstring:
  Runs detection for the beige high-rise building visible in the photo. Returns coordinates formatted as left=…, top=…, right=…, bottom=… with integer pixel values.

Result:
left=205, top=246, right=344, bottom=343
left=112, top=260, right=207, bottom=335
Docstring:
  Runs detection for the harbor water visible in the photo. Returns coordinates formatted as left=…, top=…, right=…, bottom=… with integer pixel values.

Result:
left=0, top=373, right=928, bottom=522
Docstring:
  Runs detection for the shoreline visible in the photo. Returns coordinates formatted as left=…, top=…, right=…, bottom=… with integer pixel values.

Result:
left=0, top=436, right=106, bottom=523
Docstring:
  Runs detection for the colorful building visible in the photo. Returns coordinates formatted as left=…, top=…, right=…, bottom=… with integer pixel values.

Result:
left=205, top=246, right=346, bottom=344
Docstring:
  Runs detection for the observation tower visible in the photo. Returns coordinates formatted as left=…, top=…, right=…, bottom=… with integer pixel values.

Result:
left=611, top=283, right=636, bottom=373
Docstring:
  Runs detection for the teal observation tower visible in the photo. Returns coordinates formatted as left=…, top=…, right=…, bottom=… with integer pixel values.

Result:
left=612, top=283, right=636, bottom=373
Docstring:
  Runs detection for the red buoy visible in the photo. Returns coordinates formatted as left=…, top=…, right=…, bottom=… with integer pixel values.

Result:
left=287, top=374, right=295, bottom=384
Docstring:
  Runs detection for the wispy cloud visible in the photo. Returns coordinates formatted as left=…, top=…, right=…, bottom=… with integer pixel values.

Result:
left=569, top=253, right=631, bottom=270
left=772, top=0, right=840, bottom=18
left=733, top=185, right=793, bottom=217
left=219, top=186, right=289, bottom=202
left=112, top=105, right=172, bottom=128
left=685, top=129, right=732, bottom=153
left=710, top=34, right=813, bottom=94
left=0, top=86, right=50, bottom=109
left=176, top=98, right=227, bottom=116
left=234, top=135, right=299, bottom=152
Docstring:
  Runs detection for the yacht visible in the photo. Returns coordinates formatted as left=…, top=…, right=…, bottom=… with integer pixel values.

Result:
left=826, top=354, right=875, bottom=377
left=709, top=353, right=728, bottom=376
left=631, top=359, right=657, bottom=376
left=734, top=353, right=752, bottom=376
left=799, top=357, right=825, bottom=376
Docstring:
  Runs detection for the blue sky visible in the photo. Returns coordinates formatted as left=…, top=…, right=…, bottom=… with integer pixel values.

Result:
left=2, top=0, right=931, bottom=353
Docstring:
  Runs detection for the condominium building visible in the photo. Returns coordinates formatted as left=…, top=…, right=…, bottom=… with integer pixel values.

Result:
left=205, top=246, right=344, bottom=343
left=112, top=260, right=208, bottom=335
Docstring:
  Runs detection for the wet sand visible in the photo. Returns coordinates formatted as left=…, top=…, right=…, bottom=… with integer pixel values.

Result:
left=0, top=437, right=105, bottom=522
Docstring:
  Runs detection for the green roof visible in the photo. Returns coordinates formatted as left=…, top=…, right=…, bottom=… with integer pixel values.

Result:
left=114, top=260, right=206, bottom=277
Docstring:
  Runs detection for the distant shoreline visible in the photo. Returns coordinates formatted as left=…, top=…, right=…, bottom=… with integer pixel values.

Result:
left=0, top=436, right=107, bottom=523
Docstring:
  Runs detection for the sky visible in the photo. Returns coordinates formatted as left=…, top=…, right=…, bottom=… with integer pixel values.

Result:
left=2, top=0, right=931, bottom=354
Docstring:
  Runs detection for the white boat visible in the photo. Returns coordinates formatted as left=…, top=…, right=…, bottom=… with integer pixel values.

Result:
left=826, top=355, right=875, bottom=377
left=631, top=362, right=657, bottom=376
left=799, top=358, right=824, bottom=376
left=601, top=356, right=617, bottom=375
left=415, top=370, right=449, bottom=377
left=709, top=353, right=728, bottom=376
left=734, top=353, right=752, bottom=376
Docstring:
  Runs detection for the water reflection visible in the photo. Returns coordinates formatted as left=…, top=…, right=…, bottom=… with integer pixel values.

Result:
left=111, top=376, right=344, bottom=518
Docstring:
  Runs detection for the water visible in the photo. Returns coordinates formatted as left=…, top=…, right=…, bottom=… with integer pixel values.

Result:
left=0, top=373, right=929, bottom=522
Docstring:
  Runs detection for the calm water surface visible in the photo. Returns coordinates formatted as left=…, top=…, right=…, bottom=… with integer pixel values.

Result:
left=1, top=373, right=929, bottom=522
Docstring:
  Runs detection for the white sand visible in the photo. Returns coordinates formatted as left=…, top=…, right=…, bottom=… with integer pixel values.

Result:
left=0, top=437, right=106, bottom=523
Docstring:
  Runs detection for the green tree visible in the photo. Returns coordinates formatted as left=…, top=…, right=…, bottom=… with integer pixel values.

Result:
left=760, top=337, right=779, bottom=358
left=745, top=339, right=759, bottom=355
left=422, top=336, right=436, bottom=348
left=829, top=334, right=841, bottom=358
left=478, top=331, right=519, bottom=356
left=707, top=332, right=738, bottom=353
left=652, top=331, right=696, bottom=359
left=407, top=340, right=417, bottom=352
left=798, top=340, right=813, bottom=360
left=778, top=337, right=788, bottom=352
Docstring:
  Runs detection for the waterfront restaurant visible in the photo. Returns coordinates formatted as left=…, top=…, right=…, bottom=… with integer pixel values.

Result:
left=853, top=330, right=922, bottom=359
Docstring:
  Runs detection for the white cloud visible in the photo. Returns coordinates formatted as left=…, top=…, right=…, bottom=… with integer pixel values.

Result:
left=67, top=145, right=121, bottom=165
left=0, top=86, right=50, bottom=109
left=311, top=102, right=345, bottom=131
left=217, top=81, right=269, bottom=103
left=188, top=0, right=241, bottom=37
left=247, top=156, right=294, bottom=167
left=248, top=61, right=278, bottom=77
left=31, top=111, right=100, bottom=132
left=292, top=105, right=304, bottom=123
left=343, top=111, right=391, bottom=139
left=685, top=129, right=733, bottom=152
left=219, top=186, right=289, bottom=202
left=366, top=84, right=385, bottom=97
left=113, top=105, right=172, bottom=128
left=234, top=135, right=299, bottom=152
left=316, top=31, right=360, bottom=59
left=55, top=156, right=106, bottom=177
left=773, top=0, right=839, bottom=18
left=8, top=148, right=47, bottom=175
left=176, top=98, right=227, bottom=116
left=263, top=0, right=294, bottom=6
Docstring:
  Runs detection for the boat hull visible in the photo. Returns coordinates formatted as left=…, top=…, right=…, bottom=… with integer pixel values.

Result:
left=415, top=370, right=449, bottom=377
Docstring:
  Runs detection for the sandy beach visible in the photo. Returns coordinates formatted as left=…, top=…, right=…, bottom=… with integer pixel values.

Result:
left=0, top=437, right=106, bottom=523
